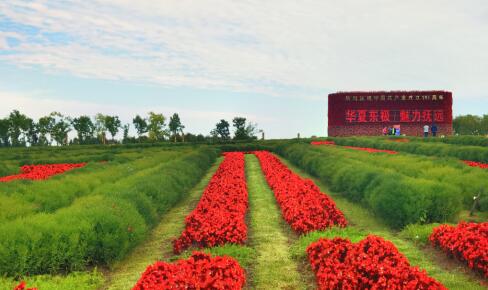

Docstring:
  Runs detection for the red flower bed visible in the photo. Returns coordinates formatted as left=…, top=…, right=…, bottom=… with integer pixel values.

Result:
left=133, top=252, right=246, bottom=289
left=311, top=141, right=335, bottom=145
left=0, top=163, right=87, bottom=182
left=430, top=222, right=488, bottom=277
left=173, top=152, right=248, bottom=254
left=307, top=235, right=446, bottom=289
left=253, top=151, right=346, bottom=234
left=343, top=146, right=398, bottom=154
left=13, top=282, right=37, bottom=290
left=463, top=160, right=488, bottom=169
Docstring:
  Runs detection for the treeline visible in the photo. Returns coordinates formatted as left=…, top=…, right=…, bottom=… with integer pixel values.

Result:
left=453, top=114, right=488, bottom=135
left=0, top=110, right=259, bottom=147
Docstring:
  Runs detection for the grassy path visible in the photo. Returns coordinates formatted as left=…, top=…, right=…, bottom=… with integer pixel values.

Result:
left=101, top=158, right=222, bottom=290
left=245, top=155, right=305, bottom=289
left=277, top=154, right=486, bottom=290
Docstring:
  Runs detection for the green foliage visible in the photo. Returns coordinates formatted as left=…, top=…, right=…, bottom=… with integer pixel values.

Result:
left=0, top=269, right=104, bottom=290
left=399, top=223, right=441, bottom=246
left=0, top=147, right=217, bottom=276
left=331, top=136, right=488, bottom=162
left=132, top=115, right=148, bottom=137
left=212, top=119, right=231, bottom=141
left=147, top=112, right=168, bottom=141
left=453, top=114, right=488, bottom=135
left=277, top=143, right=467, bottom=229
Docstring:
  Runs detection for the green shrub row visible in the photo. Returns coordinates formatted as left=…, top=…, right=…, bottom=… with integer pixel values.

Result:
left=276, top=143, right=463, bottom=229
left=331, top=137, right=488, bottom=162
left=0, top=147, right=217, bottom=276
left=0, top=149, right=183, bottom=222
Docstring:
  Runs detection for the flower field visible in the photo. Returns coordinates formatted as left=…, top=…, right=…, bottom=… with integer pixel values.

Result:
left=1, top=140, right=486, bottom=290
left=253, top=150, right=347, bottom=233
left=430, top=222, right=488, bottom=277
left=173, top=152, right=248, bottom=253
left=0, top=163, right=86, bottom=182
left=133, top=252, right=246, bottom=289
left=307, top=235, right=446, bottom=289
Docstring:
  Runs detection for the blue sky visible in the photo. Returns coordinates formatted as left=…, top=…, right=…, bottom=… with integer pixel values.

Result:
left=1, top=1, right=487, bottom=138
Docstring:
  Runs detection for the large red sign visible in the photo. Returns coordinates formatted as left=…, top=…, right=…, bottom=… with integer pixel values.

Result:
left=328, top=91, right=453, bottom=127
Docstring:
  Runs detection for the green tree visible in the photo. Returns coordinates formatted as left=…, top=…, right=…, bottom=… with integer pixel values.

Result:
left=72, top=115, right=95, bottom=144
left=453, top=115, right=483, bottom=135
left=8, top=110, right=30, bottom=146
left=232, top=117, right=247, bottom=140
left=25, top=118, right=39, bottom=146
left=50, top=112, right=71, bottom=146
left=122, top=123, right=130, bottom=143
left=169, top=113, right=185, bottom=142
left=213, top=119, right=230, bottom=141
left=147, top=112, right=168, bottom=141
left=38, top=115, right=55, bottom=146
left=104, top=115, right=121, bottom=141
left=0, top=118, right=10, bottom=146
left=132, top=115, right=148, bottom=138
left=94, top=113, right=108, bottom=144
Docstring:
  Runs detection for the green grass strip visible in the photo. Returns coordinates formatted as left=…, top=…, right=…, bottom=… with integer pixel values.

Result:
left=102, top=158, right=223, bottom=290
left=0, top=270, right=103, bottom=290
left=278, top=155, right=486, bottom=290
left=245, top=154, right=305, bottom=289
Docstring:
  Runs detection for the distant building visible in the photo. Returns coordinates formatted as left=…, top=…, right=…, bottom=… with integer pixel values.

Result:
left=328, top=91, right=453, bottom=137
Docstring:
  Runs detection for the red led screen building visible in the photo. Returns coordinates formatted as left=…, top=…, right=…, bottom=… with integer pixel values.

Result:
left=328, top=91, right=453, bottom=137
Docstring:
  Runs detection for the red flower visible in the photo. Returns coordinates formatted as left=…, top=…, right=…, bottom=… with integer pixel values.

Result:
left=253, top=151, right=347, bottom=234
left=430, top=222, right=488, bottom=277
left=133, top=252, right=246, bottom=289
left=13, top=281, right=37, bottom=290
left=307, top=235, right=446, bottom=289
left=173, top=152, right=248, bottom=254
left=0, top=163, right=87, bottom=182
left=463, top=160, right=488, bottom=169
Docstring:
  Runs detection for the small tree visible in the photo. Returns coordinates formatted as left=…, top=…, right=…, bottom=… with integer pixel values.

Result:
left=133, top=115, right=148, bottom=138
left=94, top=113, right=108, bottom=144
left=122, top=123, right=130, bottom=143
left=104, top=115, right=121, bottom=142
left=232, top=117, right=247, bottom=140
left=8, top=110, right=30, bottom=146
left=72, top=115, right=95, bottom=144
left=213, top=119, right=230, bottom=141
left=0, top=118, right=9, bottom=146
left=50, top=112, right=71, bottom=146
left=169, top=113, right=185, bottom=142
left=38, top=115, right=55, bottom=146
left=147, top=112, right=168, bottom=141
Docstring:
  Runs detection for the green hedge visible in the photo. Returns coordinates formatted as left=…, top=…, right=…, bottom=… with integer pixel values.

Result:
left=276, top=143, right=463, bottom=229
left=0, top=148, right=217, bottom=276
left=331, top=137, right=488, bottom=162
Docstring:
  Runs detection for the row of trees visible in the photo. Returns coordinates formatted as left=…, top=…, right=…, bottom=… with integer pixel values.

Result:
left=0, top=110, right=258, bottom=147
left=453, top=114, right=488, bottom=135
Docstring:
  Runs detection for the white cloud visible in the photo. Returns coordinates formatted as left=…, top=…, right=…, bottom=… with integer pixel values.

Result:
left=1, top=0, right=488, bottom=99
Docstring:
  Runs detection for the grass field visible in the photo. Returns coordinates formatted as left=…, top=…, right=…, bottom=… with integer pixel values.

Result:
left=0, top=139, right=486, bottom=289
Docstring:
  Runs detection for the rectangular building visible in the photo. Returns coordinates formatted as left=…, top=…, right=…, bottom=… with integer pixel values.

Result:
left=328, top=91, right=453, bottom=137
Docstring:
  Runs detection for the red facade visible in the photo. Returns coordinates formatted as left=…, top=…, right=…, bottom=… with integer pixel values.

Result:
left=328, top=91, right=453, bottom=137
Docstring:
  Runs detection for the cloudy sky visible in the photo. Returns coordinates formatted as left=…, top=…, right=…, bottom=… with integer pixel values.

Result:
left=1, top=0, right=487, bottom=138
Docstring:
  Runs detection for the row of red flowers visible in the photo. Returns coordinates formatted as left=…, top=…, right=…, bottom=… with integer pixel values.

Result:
left=430, top=222, right=488, bottom=277
left=173, top=152, right=248, bottom=254
left=463, top=160, right=488, bottom=169
left=13, top=281, right=37, bottom=290
left=310, top=140, right=335, bottom=146
left=307, top=235, right=446, bottom=289
left=0, top=163, right=87, bottom=182
left=132, top=252, right=245, bottom=289
left=253, top=151, right=347, bottom=233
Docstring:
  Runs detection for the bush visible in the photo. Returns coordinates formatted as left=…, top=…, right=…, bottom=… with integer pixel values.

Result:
left=0, top=148, right=217, bottom=276
left=277, top=143, right=464, bottom=229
